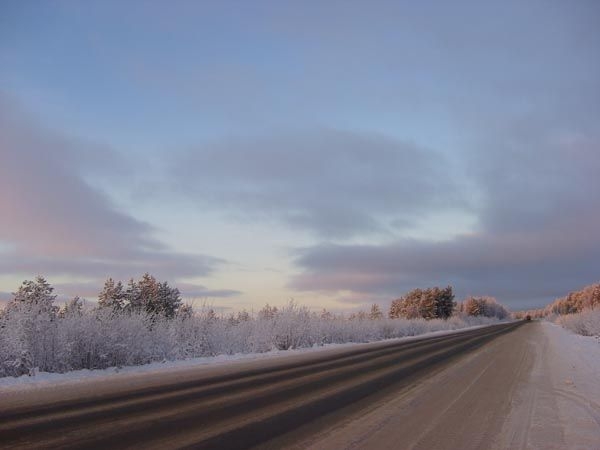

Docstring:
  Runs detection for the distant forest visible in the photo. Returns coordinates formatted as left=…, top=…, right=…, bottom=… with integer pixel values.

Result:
left=516, top=282, right=600, bottom=337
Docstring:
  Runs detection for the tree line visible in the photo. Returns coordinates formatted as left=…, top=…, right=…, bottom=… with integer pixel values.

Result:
left=512, top=281, right=600, bottom=337
left=514, top=281, right=600, bottom=320
left=387, top=286, right=508, bottom=320
left=98, top=274, right=184, bottom=318
left=0, top=276, right=511, bottom=377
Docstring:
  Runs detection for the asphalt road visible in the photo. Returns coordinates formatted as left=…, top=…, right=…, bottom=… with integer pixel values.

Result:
left=0, top=321, right=527, bottom=449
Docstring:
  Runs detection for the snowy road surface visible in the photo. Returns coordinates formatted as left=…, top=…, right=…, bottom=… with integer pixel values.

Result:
left=1, top=321, right=598, bottom=449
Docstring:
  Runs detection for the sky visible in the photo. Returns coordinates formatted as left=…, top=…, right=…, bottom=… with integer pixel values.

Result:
left=1, top=0, right=599, bottom=312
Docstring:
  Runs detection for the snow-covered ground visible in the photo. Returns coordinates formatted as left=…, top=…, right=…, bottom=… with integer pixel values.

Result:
left=498, top=321, right=600, bottom=449
left=0, top=324, right=491, bottom=392
left=541, top=321, right=600, bottom=447
left=2, top=321, right=597, bottom=448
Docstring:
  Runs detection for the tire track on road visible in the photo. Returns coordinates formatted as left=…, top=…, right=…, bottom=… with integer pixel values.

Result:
left=0, top=322, right=523, bottom=449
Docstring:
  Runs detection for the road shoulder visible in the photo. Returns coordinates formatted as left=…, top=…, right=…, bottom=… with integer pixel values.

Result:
left=497, top=321, right=600, bottom=449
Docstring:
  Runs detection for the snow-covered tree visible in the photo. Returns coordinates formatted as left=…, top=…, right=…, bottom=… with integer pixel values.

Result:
left=98, top=278, right=125, bottom=311
left=155, top=280, right=182, bottom=318
left=0, top=276, right=512, bottom=379
left=98, top=274, right=182, bottom=318
left=389, top=286, right=455, bottom=320
left=434, top=286, right=455, bottom=319
left=369, top=304, right=384, bottom=320
left=60, top=296, right=84, bottom=318
left=320, top=309, right=333, bottom=320
left=462, top=296, right=508, bottom=319
left=2, top=277, right=59, bottom=375
left=123, top=277, right=141, bottom=312
left=9, top=276, right=57, bottom=316
left=546, top=282, right=600, bottom=316
left=258, top=303, right=278, bottom=320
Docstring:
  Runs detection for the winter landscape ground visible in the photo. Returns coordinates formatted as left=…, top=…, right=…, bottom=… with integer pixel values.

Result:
left=1, top=319, right=598, bottom=449
left=496, top=321, right=600, bottom=449
left=1, top=278, right=600, bottom=448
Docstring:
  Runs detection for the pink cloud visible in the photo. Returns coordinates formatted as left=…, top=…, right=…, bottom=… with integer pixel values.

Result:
left=0, top=93, right=226, bottom=284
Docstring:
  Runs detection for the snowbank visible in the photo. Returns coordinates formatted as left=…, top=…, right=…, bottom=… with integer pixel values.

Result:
left=539, top=322, right=600, bottom=448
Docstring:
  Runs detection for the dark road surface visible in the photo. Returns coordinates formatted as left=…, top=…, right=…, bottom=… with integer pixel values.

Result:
left=0, top=322, right=527, bottom=449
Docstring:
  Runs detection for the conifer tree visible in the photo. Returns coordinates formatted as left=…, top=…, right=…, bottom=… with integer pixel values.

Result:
left=98, top=274, right=181, bottom=318
left=98, top=278, right=125, bottom=311
left=5, top=277, right=59, bottom=373
left=369, top=303, right=384, bottom=320
left=390, top=286, right=455, bottom=320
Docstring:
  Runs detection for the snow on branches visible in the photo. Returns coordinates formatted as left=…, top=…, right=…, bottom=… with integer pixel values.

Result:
left=0, top=277, right=508, bottom=378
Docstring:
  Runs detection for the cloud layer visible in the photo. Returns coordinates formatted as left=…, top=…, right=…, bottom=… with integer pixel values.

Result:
left=291, top=227, right=600, bottom=309
left=173, top=129, right=470, bottom=238
left=290, top=120, right=600, bottom=308
left=0, top=94, right=233, bottom=298
left=2, top=1, right=598, bottom=309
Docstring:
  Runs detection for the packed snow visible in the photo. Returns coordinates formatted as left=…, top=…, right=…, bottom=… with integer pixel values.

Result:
left=541, top=321, right=600, bottom=421
left=498, top=321, right=600, bottom=449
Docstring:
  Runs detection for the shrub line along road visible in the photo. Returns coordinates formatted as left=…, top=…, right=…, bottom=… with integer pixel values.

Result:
left=0, top=321, right=528, bottom=449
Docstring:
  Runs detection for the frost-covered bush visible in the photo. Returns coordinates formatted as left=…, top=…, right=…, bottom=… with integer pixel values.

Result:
left=460, top=296, right=509, bottom=320
left=556, top=309, right=600, bottom=337
left=0, top=287, right=507, bottom=378
left=0, top=277, right=59, bottom=376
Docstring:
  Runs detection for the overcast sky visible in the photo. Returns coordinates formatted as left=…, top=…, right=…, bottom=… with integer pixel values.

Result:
left=1, top=1, right=598, bottom=311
